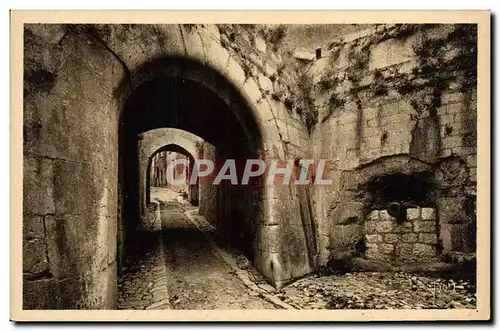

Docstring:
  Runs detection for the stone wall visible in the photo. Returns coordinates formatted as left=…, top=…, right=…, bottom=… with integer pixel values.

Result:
left=22, top=23, right=478, bottom=308
left=198, top=142, right=218, bottom=227
left=365, top=208, right=438, bottom=263
left=308, top=24, right=477, bottom=265
left=23, top=24, right=124, bottom=309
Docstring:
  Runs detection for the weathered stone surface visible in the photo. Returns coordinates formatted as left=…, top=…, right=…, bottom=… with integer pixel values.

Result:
left=182, top=28, right=205, bottom=63
left=329, top=224, right=363, bottom=252
left=379, top=243, right=395, bottom=255
left=379, top=210, right=393, bottom=222
left=402, top=233, right=418, bottom=243
left=258, top=74, right=274, bottom=93
left=22, top=23, right=477, bottom=310
left=421, top=208, right=437, bottom=221
left=364, top=220, right=377, bottom=234
left=23, top=239, right=49, bottom=274
left=23, top=155, right=55, bottom=215
left=384, top=233, right=400, bottom=244
left=392, top=222, right=413, bottom=233
left=242, top=77, right=262, bottom=105
left=440, top=223, right=475, bottom=253
left=406, top=208, right=421, bottom=221
left=419, top=233, right=437, bottom=244
left=334, top=201, right=364, bottom=224
left=205, top=39, right=230, bottom=74
left=366, top=234, right=382, bottom=243
left=226, top=57, right=246, bottom=87
left=397, top=243, right=414, bottom=260
left=375, top=220, right=394, bottom=233
left=413, top=243, right=436, bottom=259
left=437, top=197, right=469, bottom=224
left=367, top=210, right=379, bottom=221
left=414, top=221, right=436, bottom=233
left=254, top=36, right=267, bottom=53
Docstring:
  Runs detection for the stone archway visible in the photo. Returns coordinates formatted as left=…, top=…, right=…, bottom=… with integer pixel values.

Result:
left=332, top=155, right=438, bottom=263
left=116, top=51, right=311, bottom=288
left=22, top=23, right=312, bottom=309
left=138, top=128, right=204, bottom=217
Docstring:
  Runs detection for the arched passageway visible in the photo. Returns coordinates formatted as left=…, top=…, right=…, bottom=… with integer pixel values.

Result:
left=118, top=59, right=265, bottom=279
left=147, top=145, right=196, bottom=205
left=137, top=127, right=205, bottom=217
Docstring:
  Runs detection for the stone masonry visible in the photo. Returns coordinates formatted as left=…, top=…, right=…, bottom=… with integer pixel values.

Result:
left=365, top=208, right=438, bottom=263
left=22, top=23, right=478, bottom=309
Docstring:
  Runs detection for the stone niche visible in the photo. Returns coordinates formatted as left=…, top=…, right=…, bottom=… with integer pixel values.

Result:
left=365, top=207, right=438, bottom=263
left=363, top=171, right=438, bottom=263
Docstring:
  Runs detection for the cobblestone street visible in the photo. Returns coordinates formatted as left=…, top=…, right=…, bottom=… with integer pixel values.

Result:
left=117, top=189, right=477, bottom=311
left=117, top=189, right=275, bottom=310
left=117, top=231, right=170, bottom=310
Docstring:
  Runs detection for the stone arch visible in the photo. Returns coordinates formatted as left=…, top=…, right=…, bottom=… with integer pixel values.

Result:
left=146, top=144, right=196, bottom=204
left=138, top=128, right=203, bottom=217
left=110, top=24, right=283, bottom=156
left=22, top=24, right=312, bottom=309
left=112, top=27, right=307, bottom=287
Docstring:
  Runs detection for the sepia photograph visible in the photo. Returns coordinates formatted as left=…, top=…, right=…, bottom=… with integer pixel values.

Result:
left=10, top=10, right=490, bottom=321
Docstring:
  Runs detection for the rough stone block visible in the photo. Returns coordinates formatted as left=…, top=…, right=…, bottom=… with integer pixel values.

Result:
left=257, top=224, right=281, bottom=253
left=384, top=233, right=400, bottom=244
left=287, top=124, right=302, bottom=146
left=367, top=210, right=379, bottom=222
left=364, top=220, right=377, bottom=234
left=363, top=107, right=378, bottom=121
left=421, top=208, right=437, bottom=221
left=440, top=223, right=475, bottom=253
left=397, top=243, right=414, bottom=260
left=182, top=29, right=205, bottom=63
left=329, top=224, right=363, bottom=251
left=402, top=233, right=418, bottom=243
left=205, top=39, right=230, bottom=74
left=226, top=57, right=246, bottom=87
left=406, top=207, right=421, bottom=221
left=26, top=24, right=67, bottom=44
left=441, top=92, right=463, bottom=105
left=24, top=215, right=46, bottom=240
left=442, top=135, right=463, bottom=149
left=155, top=25, right=186, bottom=57
left=379, top=243, right=395, bottom=255
left=469, top=168, right=477, bottom=182
left=53, top=159, right=101, bottom=216
left=413, top=243, right=436, bottom=259
left=392, top=222, right=413, bottom=233
left=467, top=155, right=477, bottom=167
left=23, top=239, right=49, bottom=274
left=254, top=36, right=267, bottom=53
left=242, top=77, right=262, bottom=105
left=379, top=210, right=393, bottom=222
left=364, top=243, right=380, bottom=260
left=365, top=234, right=383, bottom=243
left=437, top=197, right=468, bottom=224
left=369, top=38, right=414, bottom=69
left=334, top=201, right=364, bottom=224
left=419, top=233, right=437, bottom=244
left=23, top=155, right=55, bottom=215
left=44, top=213, right=107, bottom=279
left=414, top=220, right=436, bottom=233
left=258, top=74, right=274, bottom=93
left=375, top=220, right=394, bottom=233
